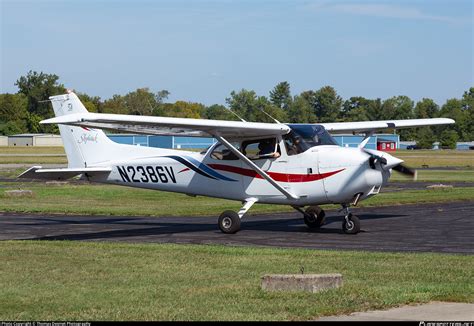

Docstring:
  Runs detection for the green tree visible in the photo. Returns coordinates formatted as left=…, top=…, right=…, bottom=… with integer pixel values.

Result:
left=439, top=130, right=458, bottom=149
left=15, top=71, right=65, bottom=118
left=159, top=101, right=205, bottom=119
left=314, top=86, right=342, bottom=122
left=124, top=88, right=164, bottom=116
left=341, top=97, right=373, bottom=121
left=380, top=96, right=414, bottom=120
left=415, top=127, right=436, bottom=149
left=381, top=96, right=415, bottom=140
left=102, top=95, right=128, bottom=114
left=226, top=89, right=286, bottom=123
left=14, top=71, right=65, bottom=133
left=414, top=98, right=439, bottom=119
left=300, top=86, right=342, bottom=122
left=287, top=95, right=316, bottom=123
left=365, top=98, right=383, bottom=120
left=0, top=120, right=28, bottom=135
left=269, top=81, right=292, bottom=110
left=0, top=93, right=29, bottom=135
left=204, top=104, right=239, bottom=121
left=77, top=93, right=102, bottom=113
left=226, top=89, right=259, bottom=121
left=0, top=93, right=28, bottom=122
left=439, top=98, right=469, bottom=141
left=461, top=87, right=474, bottom=140
left=26, top=113, right=43, bottom=134
left=412, top=99, right=439, bottom=145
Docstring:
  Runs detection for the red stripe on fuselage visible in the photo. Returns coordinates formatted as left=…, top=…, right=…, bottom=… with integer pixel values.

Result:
left=207, top=164, right=345, bottom=183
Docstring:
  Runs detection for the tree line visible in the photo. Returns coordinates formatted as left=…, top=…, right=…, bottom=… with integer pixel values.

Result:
left=1, top=70, right=472, bottom=149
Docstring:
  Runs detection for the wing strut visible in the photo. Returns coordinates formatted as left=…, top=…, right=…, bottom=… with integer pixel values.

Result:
left=214, top=135, right=298, bottom=200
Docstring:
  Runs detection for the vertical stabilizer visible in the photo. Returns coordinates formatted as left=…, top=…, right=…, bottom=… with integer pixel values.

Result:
left=49, top=91, right=117, bottom=168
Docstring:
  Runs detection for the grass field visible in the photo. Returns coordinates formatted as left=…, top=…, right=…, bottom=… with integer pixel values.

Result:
left=390, top=169, right=474, bottom=182
left=0, top=146, right=65, bottom=154
left=1, top=181, right=473, bottom=217
left=394, top=150, right=473, bottom=168
left=0, top=241, right=472, bottom=321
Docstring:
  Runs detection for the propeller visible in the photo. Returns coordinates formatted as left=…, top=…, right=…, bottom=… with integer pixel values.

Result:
left=392, top=163, right=417, bottom=180
left=362, top=148, right=417, bottom=180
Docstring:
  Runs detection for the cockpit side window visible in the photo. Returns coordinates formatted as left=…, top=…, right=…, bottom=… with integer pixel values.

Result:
left=283, top=132, right=306, bottom=156
left=286, top=124, right=338, bottom=152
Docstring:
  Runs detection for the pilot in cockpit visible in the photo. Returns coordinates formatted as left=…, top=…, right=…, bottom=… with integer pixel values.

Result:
left=257, top=139, right=280, bottom=158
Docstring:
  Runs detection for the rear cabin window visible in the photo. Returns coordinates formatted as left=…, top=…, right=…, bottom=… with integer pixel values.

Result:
left=210, top=143, right=240, bottom=160
left=241, top=138, right=280, bottom=160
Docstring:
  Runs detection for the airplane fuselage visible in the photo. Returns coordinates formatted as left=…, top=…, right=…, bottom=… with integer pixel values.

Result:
left=88, top=144, right=391, bottom=207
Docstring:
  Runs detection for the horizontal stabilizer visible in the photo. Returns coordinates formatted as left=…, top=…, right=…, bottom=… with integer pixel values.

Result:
left=18, top=166, right=112, bottom=181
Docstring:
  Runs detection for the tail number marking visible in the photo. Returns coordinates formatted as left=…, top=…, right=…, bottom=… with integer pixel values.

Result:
left=117, top=166, right=176, bottom=184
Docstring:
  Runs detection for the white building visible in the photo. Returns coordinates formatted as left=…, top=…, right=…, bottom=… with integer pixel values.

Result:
left=6, top=134, right=63, bottom=147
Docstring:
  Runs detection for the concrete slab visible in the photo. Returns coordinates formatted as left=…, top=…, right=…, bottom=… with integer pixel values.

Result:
left=4, top=190, right=34, bottom=197
left=261, top=274, right=342, bottom=293
left=317, top=302, right=474, bottom=321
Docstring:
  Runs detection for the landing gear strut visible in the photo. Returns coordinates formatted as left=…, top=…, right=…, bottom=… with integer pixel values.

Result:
left=341, top=204, right=360, bottom=234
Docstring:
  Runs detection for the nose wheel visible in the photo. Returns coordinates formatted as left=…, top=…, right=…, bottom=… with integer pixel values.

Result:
left=341, top=205, right=360, bottom=234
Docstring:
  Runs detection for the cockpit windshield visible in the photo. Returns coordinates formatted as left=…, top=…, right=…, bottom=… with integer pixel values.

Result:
left=285, top=124, right=338, bottom=154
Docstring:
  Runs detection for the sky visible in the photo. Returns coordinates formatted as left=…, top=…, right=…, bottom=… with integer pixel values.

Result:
left=1, top=0, right=473, bottom=106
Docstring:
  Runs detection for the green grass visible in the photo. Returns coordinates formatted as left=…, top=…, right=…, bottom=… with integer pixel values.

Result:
left=0, top=146, right=66, bottom=164
left=390, top=169, right=474, bottom=182
left=0, top=156, right=68, bottom=164
left=0, top=167, right=25, bottom=178
left=394, top=150, right=474, bottom=168
left=1, top=181, right=473, bottom=217
left=0, top=241, right=472, bottom=321
left=0, top=146, right=65, bottom=154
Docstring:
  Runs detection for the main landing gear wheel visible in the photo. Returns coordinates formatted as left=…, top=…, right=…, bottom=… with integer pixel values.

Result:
left=304, top=206, right=326, bottom=229
left=342, top=213, right=360, bottom=234
left=218, top=210, right=241, bottom=234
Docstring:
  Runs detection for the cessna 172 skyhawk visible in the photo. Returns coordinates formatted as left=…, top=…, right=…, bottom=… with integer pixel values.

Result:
left=20, top=91, right=455, bottom=234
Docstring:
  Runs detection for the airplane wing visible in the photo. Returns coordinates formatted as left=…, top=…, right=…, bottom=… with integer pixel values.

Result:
left=18, top=166, right=112, bottom=181
left=320, top=118, right=455, bottom=134
left=41, top=112, right=291, bottom=139
left=42, top=113, right=454, bottom=138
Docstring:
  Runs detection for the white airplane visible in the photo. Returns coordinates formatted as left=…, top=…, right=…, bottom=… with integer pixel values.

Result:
left=20, top=91, right=455, bottom=234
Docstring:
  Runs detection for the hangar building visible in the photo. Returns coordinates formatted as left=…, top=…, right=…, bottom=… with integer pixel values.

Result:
left=7, top=134, right=63, bottom=147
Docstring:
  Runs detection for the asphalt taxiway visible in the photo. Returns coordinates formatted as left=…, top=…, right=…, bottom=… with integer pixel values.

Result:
left=1, top=201, right=473, bottom=254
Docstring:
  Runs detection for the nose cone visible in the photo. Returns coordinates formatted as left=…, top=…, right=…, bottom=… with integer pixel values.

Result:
left=382, top=153, right=404, bottom=170
left=363, top=149, right=403, bottom=170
